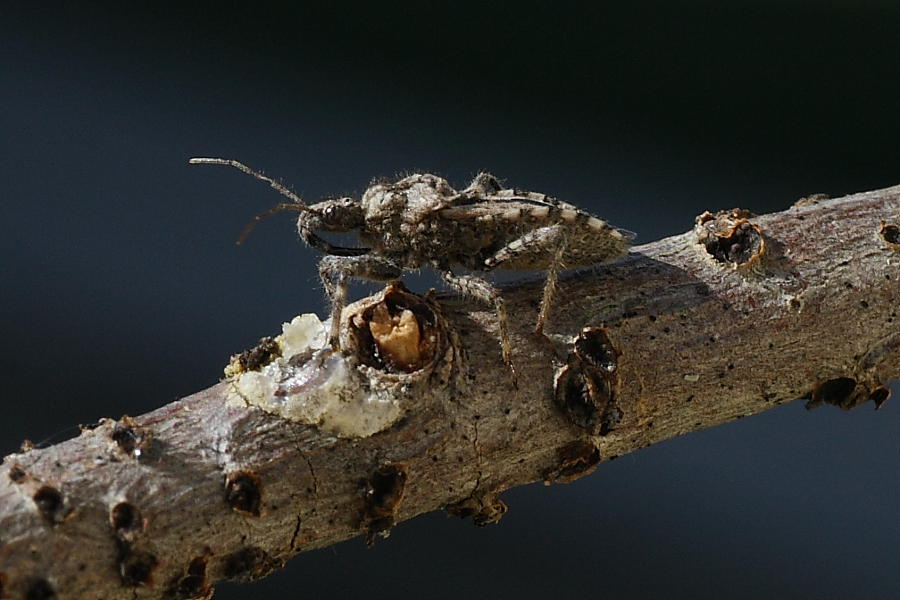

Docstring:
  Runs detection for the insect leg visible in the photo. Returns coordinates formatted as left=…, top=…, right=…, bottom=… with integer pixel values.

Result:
left=319, top=255, right=403, bottom=350
left=484, top=225, right=568, bottom=334
left=440, top=270, right=513, bottom=371
left=535, top=233, right=568, bottom=335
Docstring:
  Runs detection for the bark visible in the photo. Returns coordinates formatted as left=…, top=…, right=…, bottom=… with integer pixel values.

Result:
left=1, top=187, right=899, bottom=600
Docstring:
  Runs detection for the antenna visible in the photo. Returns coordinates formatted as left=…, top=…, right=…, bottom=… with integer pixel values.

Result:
left=189, top=157, right=311, bottom=244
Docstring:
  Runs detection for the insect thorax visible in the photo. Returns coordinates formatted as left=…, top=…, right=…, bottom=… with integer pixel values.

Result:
left=359, top=174, right=520, bottom=270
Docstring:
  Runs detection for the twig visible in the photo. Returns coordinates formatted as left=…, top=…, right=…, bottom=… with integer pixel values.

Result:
left=1, top=187, right=898, bottom=599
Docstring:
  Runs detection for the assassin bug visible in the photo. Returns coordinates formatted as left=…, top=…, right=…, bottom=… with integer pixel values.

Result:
left=190, top=158, right=633, bottom=370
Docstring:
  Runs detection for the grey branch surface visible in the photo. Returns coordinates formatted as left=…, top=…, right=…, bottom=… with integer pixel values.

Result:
left=2, top=188, right=899, bottom=600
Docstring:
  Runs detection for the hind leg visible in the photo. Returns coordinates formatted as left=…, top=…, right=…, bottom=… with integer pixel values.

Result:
left=440, top=270, right=514, bottom=376
left=484, top=225, right=568, bottom=335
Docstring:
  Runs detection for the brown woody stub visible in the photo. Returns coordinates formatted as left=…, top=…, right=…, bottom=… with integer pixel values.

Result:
left=220, top=547, right=282, bottom=583
left=869, top=385, right=891, bottom=409
left=554, top=327, right=622, bottom=436
left=446, top=491, right=508, bottom=526
left=118, top=545, right=158, bottom=587
left=32, top=486, right=69, bottom=525
left=24, top=577, right=56, bottom=600
left=8, top=464, right=26, bottom=483
left=880, top=221, right=900, bottom=249
left=166, top=554, right=213, bottom=600
left=695, top=209, right=766, bottom=267
left=360, top=462, right=408, bottom=545
left=349, top=283, right=444, bottom=373
left=806, top=377, right=858, bottom=410
left=805, top=377, right=889, bottom=410
left=543, top=440, right=602, bottom=484
left=110, top=502, right=144, bottom=541
left=111, top=415, right=148, bottom=458
left=225, top=471, right=262, bottom=517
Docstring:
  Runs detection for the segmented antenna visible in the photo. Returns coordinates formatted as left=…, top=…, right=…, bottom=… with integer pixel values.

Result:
left=189, top=157, right=310, bottom=244
left=235, top=202, right=306, bottom=244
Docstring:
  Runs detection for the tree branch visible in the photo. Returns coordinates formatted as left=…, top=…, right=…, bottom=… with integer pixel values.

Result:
left=2, top=188, right=898, bottom=599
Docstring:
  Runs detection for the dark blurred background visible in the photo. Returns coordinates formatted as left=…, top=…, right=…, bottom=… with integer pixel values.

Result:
left=2, top=3, right=899, bottom=598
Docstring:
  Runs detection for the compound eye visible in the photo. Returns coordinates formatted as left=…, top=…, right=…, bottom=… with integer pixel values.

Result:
left=322, top=204, right=342, bottom=226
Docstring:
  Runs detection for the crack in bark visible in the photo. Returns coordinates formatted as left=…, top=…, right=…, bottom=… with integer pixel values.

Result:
left=469, top=418, right=484, bottom=498
left=287, top=445, right=319, bottom=551
left=289, top=514, right=302, bottom=552
left=298, top=449, right=319, bottom=496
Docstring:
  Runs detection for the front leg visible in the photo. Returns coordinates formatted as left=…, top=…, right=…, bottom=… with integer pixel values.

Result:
left=319, top=254, right=403, bottom=350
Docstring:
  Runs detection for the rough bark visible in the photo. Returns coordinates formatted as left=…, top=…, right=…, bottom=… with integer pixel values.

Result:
left=1, top=188, right=898, bottom=600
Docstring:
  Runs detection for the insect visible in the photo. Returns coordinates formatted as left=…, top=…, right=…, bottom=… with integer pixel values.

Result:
left=190, top=158, right=633, bottom=370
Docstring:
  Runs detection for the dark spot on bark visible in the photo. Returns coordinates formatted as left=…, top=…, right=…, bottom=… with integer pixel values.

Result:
left=118, top=546, right=158, bottom=587
left=8, top=465, right=26, bottom=483
left=221, top=547, right=282, bottom=582
left=447, top=491, right=508, bottom=526
left=574, top=327, right=618, bottom=372
left=696, top=211, right=764, bottom=266
left=111, top=416, right=146, bottom=458
left=225, top=471, right=262, bottom=517
left=111, top=502, right=144, bottom=540
left=806, top=377, right=859, bottom=410
left=25, top=578, right=55, bottom=600
left=556, top=367, right=597, bottom=430
left=361, top=462, right=408, bottom=545
left=33, top=486, right=68, bottom=525
left=880, top=221, right=900, bottom=247
left=167, top=555, right=212, bottom=600
left=869, top=386, right=891, bottom=410
left=544, top=440, right=602, bottom=484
